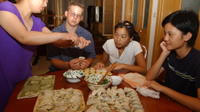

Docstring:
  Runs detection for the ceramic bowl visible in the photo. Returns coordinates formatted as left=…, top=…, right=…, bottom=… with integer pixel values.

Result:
left=110, top=76, right=122, bottom=86
left=66, top=78, right=81, bottom=83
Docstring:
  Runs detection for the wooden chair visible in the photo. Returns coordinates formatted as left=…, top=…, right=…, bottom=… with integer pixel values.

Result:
left=140, top=44, right=147, bottom=59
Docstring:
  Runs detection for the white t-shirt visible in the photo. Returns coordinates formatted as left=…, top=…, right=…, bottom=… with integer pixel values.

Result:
left=103, top=39, right=142, bottom=65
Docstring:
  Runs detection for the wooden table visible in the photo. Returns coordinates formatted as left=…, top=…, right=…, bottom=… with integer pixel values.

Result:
left=5, top=71, right=192, bottom=112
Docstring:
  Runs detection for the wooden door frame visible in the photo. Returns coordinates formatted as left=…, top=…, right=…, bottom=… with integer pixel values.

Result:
left=152, top=0, right=182, bottom=64
left=102, top=0, right=122, bottom=37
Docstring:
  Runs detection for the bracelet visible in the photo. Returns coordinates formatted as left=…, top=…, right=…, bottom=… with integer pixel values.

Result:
left=79, top=56, right=85, bottom=59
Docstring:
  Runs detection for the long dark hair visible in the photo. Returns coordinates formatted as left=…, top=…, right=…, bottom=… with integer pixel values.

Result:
left=115, top=21, right=140, bottom=42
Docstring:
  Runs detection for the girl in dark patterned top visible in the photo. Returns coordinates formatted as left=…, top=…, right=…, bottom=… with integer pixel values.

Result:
left=146, top=10, right=200, bottom=111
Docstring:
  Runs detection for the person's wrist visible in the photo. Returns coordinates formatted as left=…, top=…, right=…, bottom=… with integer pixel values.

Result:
left=86, top=62, right=91, bottom=68
left=158, top=84, right=166, bottom=92
left=57, top=33, right=65, bottom=40
left=64, top=62, right=70, bottom=69
left=145, top=76, right=152, bottom=81
left=122, top=64, right=127, bottom=69
left=161, top=51, right=170, bottom=58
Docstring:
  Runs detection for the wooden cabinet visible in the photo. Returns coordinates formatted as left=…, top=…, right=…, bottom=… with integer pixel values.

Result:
left=102, top=0, right=114, bottom=36
left=102, top=0, right=122, bottom=37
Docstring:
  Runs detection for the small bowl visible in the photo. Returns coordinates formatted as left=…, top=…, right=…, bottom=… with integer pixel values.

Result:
left=111, top=76, right=122, bottom=86
left=66, top=78, right=81, bottom=83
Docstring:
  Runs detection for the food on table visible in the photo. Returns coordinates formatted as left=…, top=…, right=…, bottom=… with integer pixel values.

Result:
left=63, top=69, right=84, bottom=83
left=63, top=68, right=112, bottom=81
left=17, top=75, right=55, bottom=99
left=33, top=88, right=85, bottom=112
left=86, top=87, right=144, bottom=112
left=87, top=76, right=112, bottom=91
left=83, top=68, right=112, bottom=85
left=63, top=69, right=84, bottom=79
left=83, top=68, right=114, bottom=90
left=84, top=73, right=106, bottom=85
left=63, top=68, right=113, bottom=84
left=83, top=68, right=112, bottom=76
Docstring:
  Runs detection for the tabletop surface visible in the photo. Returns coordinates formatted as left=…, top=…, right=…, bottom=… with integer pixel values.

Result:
left=4, top=71, right=191, bottom=112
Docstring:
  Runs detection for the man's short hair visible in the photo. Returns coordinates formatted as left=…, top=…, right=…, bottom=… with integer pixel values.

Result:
left=162, top=10, right=199, bottom=47
left=67, top=0, right=85, bottom=11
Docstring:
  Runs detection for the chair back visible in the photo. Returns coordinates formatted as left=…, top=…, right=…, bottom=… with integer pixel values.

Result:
left=140, top=44, right=147, bottom=59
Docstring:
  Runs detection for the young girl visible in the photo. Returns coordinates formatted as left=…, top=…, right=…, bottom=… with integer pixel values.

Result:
left=94, top=21, right=146, bottom=74
left=146, top=10, right=200, bottom=111
left=0, top=0, right=89, bottom=111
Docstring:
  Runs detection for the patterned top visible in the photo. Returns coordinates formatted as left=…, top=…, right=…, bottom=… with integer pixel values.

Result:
left=163, top=48, right=200, bottom=97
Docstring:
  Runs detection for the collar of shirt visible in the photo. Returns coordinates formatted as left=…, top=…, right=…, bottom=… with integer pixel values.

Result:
left=57, top=21, right=83, bottom=36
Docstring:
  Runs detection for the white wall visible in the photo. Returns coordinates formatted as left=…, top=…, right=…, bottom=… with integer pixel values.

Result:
left=147, top=0, right=158, bottom=69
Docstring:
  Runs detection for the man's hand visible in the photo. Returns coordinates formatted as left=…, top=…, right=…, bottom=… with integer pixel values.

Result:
left=69, top=58, right=90, bottom=70
left=69, top=58, right=81, bottom=70
left=79, top=59, right=90, bottom=69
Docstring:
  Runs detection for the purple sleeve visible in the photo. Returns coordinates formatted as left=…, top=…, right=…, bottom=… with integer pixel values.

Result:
left=31, top=16, right=46, bottom=32
left=0, top=1, right=14, bottom=11
left=0, top=1, right=20, bottom=18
